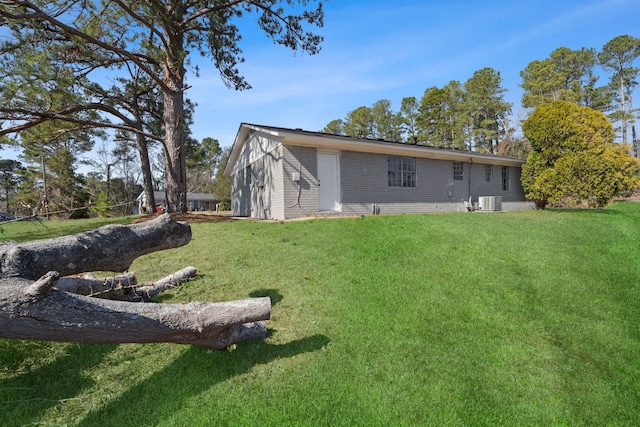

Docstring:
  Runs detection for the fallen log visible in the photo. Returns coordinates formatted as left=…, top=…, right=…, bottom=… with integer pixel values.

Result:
left=0, top=213, right=192, bottom=280
left=54, top=267, right=197, bottom=301
left=1, top=276, right=270, bottom=349
left=0, top=214, right=270, bottom=349
left=135, top=266, right=198, bottom=301
left=54, top=272, right=138, bottom=298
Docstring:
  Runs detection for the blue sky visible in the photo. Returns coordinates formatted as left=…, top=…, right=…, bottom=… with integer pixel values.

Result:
left=2, top=0, right=639, bottom=165
left=186, top=0, right=639, bottom=146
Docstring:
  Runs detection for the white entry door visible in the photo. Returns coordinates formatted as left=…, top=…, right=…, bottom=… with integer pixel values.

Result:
left=317, top=153, right=340, bottom=212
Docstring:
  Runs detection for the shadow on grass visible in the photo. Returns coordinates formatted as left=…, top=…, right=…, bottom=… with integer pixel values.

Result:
left=76, top=334, right=330, bottom=426
left=0, top=342, right=117, bottom=426
left=249, top=288, right=284, bottom=305
left=545, top=207, right=622, bottom=215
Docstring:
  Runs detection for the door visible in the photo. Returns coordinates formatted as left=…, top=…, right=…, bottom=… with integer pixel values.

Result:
left=317, top=153, right=340, bottom=212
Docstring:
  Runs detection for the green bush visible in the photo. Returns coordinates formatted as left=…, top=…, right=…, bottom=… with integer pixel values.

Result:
left=216, top=200, right=231, bottom=211
left=522, top=101, right=640, bottom=208
left=91, top=192, right=111, bottom=217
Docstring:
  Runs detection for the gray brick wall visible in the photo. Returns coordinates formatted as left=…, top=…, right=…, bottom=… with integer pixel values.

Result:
left=282, top=145, right=319, bottom=218
left=468, top=163, right=525, bottom=202
left=338, top=152, right=529, bottom=216
left=342, top=152, right=525, bottom=198
left=340, top=151, right=465, bottom=204
left=232, top=139, right=531, bottom=219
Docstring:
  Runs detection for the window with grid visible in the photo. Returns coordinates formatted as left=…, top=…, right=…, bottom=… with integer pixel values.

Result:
left=388, top=156, right=416, bottom=188
left=502, top=166, right=510, bottom=191
left=453, top=162, right=464, bottom=181
left=485, top=164, right=492, bottom=182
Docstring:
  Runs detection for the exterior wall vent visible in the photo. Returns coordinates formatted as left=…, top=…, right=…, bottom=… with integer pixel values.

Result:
left=479, top=196, right=502, bottom=211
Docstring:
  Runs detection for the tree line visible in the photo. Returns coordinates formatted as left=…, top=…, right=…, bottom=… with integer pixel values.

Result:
left=323, top=67, right=514, bottom=155
left=0, top=135, right=230, bottom=218
left=322, top=35, right=640, bottom=159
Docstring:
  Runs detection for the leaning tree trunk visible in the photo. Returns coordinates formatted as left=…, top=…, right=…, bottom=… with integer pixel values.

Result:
left=135, top=126, right=156, bottom=213
left=0, top=214, right=270, bottom=349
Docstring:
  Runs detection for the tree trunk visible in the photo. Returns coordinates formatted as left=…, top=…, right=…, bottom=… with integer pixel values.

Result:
left=53, top=267, right=197, bottom=301
left=135, top=266, right=197, bottom=301
left=162, top=15, right=188, bottom=214
left=135, top=128, right=156, bottom=213
left=620, top=76, right=627, bottom=144
left=0, top=214, right=270, bottom=349
left=54, top=271, right=138, bottom=297
left=0, top=213, right=191, bottom=280
left=1, top=276, right=270, bottom=349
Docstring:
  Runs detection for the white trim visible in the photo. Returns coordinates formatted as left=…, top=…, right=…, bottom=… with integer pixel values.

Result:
left=317, top=152, right=341, bottom=212
left=230, top=130, right=282, bottom=176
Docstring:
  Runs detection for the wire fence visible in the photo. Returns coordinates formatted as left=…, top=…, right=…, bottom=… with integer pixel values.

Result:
left=1, top=201, right=136, bottom=224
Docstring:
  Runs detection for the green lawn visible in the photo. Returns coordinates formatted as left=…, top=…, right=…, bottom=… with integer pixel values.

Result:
left=1, top=204, right=640, bottom=426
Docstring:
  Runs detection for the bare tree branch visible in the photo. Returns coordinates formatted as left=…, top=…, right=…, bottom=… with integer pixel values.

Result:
left=0, top=0, right=165, bottom=89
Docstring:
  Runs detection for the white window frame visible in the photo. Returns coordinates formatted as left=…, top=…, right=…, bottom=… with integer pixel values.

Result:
left=502, top=166, right=510, bottom=191
left=453, top=162, right=464, bottom=181
left=388, top=156, right=416, bottom=188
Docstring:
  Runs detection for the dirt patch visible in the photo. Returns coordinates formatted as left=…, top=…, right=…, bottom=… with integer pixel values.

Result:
left=131, top=212, right=236, bottom=224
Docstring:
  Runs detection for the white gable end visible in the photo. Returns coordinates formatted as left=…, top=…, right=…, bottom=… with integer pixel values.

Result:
left=231, top=131, right=282, bottom=176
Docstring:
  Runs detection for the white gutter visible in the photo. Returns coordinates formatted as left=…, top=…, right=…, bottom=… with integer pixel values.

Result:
left=278, top=130, right=524, bottom=167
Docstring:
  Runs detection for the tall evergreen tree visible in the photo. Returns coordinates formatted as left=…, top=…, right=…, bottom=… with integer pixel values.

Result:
left=598, top=34, right=640, bottom=145
left=398, top=96, right=420, bottom=143
left=207, top=146, right=232, bottom=202
left=464, top=67, right=512, bottom=154
left=0, top=1, right=324, bottom=212
left=417, top=81, right=468, bottom=149
left=520, top=47, right=610, bottom=110
left=370, top=99, right=401, bottom=140
left=185, top=137, right=222, bottom=193
left=19, top=121, right=93, bottom=218
left=321, top=119, right=345, bottom=136
left=344, top=106, right=375, bottom=138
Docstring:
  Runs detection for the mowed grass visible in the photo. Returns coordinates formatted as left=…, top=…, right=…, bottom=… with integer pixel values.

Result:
left=1, top=203, right=640, bottom=426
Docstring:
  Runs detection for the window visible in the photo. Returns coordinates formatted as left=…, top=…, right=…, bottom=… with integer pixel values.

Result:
left=485, top=164, right=492, bottom=182
left=388, top=156, right=416, bottom=188
left=453, top=162, right=464, bottom=181
left=502, top=166, right=510, bottom=191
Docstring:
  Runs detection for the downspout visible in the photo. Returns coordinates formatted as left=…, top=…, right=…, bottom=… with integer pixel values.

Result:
left=468, top=157, right=473, bottom=203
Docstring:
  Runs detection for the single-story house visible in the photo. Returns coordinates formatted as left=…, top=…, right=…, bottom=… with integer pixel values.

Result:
left=136, top=190, right=218, bottom=213
left=223, top=123, right=534, bottom=220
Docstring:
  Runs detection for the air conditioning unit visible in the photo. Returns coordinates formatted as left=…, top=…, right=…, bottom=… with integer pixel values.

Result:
left=478, top=196, right=502, bottom=211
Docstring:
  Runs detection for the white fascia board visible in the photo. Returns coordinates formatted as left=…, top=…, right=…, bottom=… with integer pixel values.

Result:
left=223, top=125, right=251, bottom=176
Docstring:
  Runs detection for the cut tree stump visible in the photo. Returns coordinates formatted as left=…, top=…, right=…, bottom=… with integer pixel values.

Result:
left=0, top=214, right=271, bottom=349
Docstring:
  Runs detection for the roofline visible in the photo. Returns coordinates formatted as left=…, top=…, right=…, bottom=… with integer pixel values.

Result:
left=224, top=123, right=524, bottom=175
left=224, top=123, right=253, bottom=176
